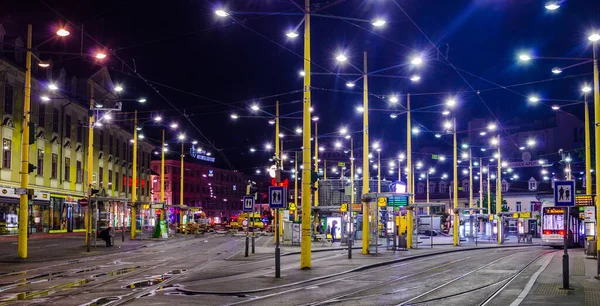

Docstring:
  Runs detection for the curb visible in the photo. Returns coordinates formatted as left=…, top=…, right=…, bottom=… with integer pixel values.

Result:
left=177, top=244, right=541, bottom=296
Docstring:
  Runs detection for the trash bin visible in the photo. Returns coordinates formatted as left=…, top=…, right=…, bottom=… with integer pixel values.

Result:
left=586, top=240, right=597, bottom=258
left=398, top=235, right=407, bottom=249
left=527, top=234, right=533, bottom=244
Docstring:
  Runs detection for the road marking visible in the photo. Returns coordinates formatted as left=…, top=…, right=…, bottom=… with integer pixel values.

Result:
left=508, top=252, right=555, bottom=306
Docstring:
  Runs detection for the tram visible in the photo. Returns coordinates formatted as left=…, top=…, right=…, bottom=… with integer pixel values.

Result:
left=541, top=202, right=583, bottom=248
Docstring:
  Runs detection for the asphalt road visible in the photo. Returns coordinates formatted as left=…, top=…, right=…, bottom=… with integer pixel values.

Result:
left=0, top=235, right=554, bottom=306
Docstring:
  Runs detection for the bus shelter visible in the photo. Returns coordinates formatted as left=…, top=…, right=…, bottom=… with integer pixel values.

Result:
left=88, top=196, right=129, bottom=247
left=165, top=204, right=190, bottom=234
left=409, top=202, right=447, bottom=248
left=361, top=192, right=412, bottom=254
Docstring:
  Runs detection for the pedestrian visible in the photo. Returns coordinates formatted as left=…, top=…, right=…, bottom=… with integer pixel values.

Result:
left=331, top=221, right=338, bottom=242
left=99, top=227, right=113, bottom=247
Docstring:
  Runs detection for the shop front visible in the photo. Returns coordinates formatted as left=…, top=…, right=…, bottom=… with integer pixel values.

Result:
left=49, top=194, right=86, bottom=233
left=0, top=187, right=51, bottom=235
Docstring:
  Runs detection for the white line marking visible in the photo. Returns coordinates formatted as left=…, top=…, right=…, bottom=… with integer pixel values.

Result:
left=508, top=252, right=555, bottom=306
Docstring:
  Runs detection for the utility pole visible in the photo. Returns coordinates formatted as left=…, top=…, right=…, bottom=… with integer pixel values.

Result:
left=361, top=51, right=370, bottom=254
left=131, top=110, right=138, bottom=240
left=18, top=25, right=32, bottom=258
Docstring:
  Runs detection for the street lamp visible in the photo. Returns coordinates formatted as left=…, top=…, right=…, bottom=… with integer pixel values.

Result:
left=389, top=96, right=399, bottom=104
left=95, top=52, right=107, bottom=59
left=518, top=53, right=532, bottom=61
left=56, top=28, right=70, bottom=36
left=551, top=67, right=563, bottom=74
left=411, top=56, right=423, bottom=66
left=114, top=85, right=124, bottom=92
left=528, top=95, right=540, bottom=103
left=371, top=19, right=386, bottom=27
left=335, top=53, right=348, bottom=62
left=346, top=82, right=355, bottom=88
left=286, top=31, right=299, bottom=38
left=48, top=83, right=58, bottom=90
left=250, top=104, right=260, bottom=111
left=215, top=9, right=229, bottom=17
left=410, top=75, right=421, bottom=82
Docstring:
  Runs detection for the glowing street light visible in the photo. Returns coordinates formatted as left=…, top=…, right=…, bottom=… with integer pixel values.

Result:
left=138, top=98, right=147, bottom=103
left=588, top=32, right=600, bottom=42
left=178, top=134, right=185, bottom=141
left=389, top=96, right=399, bottom=104
left=372, top=19, right=386, bottom=27
left=446, top=99, right=456, bottom=108
left=551, top=105, right=560, bottom=111
left=41, top=95, right=50, bottom=102
left=335, top=54, right=348, bottom=62
left=487, top=123, right=497, bottom=131
left=412, top=127, right=420, bottom=134
left=215, top=9, right=229, bottom=17
left=295, top=127, right=302, bottom=134
left=312, top=116, right=319, bottom=122
left=38, top=62, right=50, bottom=68
left=526, top=139, right=536, bottom=147
left=299, top=70, right=305, bottom=77
left=545, top=1, right=560, bottom=10
left=528, top=95, right=540, bottom=103
left=551, top=67, right=562, bottom=74
left=339, top=127, right=348, bottom=135
left=56, top=29, right=70, bottom=37
left=170, top=123, right=179, bottom=129
left=48, top=83, right=58, bottom=90
left=410, top=75, right=421, bottom=82
left=346, top=82, right=355, bottom=88
left=114, top=85, right=124, bottom=92
left=153, top=115, right=163, bottom=122
left=95, top=52, right=107, bottom=59
left=442, top=110, right=450, bottom=116
left=265, top=143, right=273, bottom=150
left=286, top=31, right=299, bottom=38
left=443, top=121, right=452, bottom=129
left=250, top=147, right=256, bottom=153
left=582, top=85, right=592, bottom=93
left=356, top=106, right=364, bottom=113
left=518, top=53, right=532, bottom=61
left=410, top=56, right=423, bottom=66
left=335, top=141, right=342, bottom=148
left=490, top=137, right=499, bottom=146
left=250, top=104, right=260, bottom=111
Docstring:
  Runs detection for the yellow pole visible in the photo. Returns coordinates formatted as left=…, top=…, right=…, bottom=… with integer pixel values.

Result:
left=361, top=51, right=370, bottom=254
left=131, top=110, right=137, bottom=240
left=469, top=148, right=473, bottom=210
left=584, top=93, right=592, bottom=195
left=377, top=151, right=381, bottom=193
left=350, top=138, right=354, bottom=205
left=300, top=0, right=312, bottom=269
left=324, top=160, right=327, bottom=180
left=314, top=121, right=318, bottom=207
left=479, top=158, right=483, bottom=210
left=179, top=141, right=184, bottom=232
left=86, top=82, right=95, bottom=247
left=592, top=40, right=600, bottom=270
left=294, top=151, right=298, bottom=222
left=160, top=129, right=165, bottom=221
left=487, top=166, right=491, bottom=216
left=18, top=24, right=32, bottom=258
left=406, top=94, right=413, bottom=249
left=453, top=117, right=459, bottom=246
left=497, top=136, right=502, bottom=244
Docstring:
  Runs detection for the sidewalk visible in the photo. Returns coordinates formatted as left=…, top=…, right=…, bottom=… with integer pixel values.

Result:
left=517, top=249, right=600, bottom=305
left=179, top=238, right=541, bottom=295
left=0, top=232, right=196, bottom=265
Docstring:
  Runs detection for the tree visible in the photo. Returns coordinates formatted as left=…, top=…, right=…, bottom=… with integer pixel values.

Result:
left=477, top=196, right=509, bottom=214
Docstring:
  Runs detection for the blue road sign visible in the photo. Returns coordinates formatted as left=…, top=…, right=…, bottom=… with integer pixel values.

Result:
left=243, top=196, right=254, bottom=212
left=554, top=180, right=575, bottom=207
left=269, top=186, right=286, bottom=209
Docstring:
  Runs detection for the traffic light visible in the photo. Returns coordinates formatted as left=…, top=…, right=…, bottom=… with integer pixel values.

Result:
left=27, top=163, right=36, bottom=173
left=28, top=122, right=36, bottom=145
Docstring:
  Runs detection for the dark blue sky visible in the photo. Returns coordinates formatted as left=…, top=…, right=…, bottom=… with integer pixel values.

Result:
left=3, top=0, right=600, bottom=174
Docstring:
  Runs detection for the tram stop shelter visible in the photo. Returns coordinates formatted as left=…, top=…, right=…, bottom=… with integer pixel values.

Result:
left=361, top=192, right=412, bottom=255
left=87, top=196, right=129, bottom=247
left=407, top=202, right=447, bottom=248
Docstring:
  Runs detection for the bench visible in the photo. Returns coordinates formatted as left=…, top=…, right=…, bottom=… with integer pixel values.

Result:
left=315, top=234, right=333, bottom=246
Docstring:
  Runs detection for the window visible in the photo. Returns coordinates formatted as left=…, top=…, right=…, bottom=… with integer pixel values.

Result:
left=4, top=84, right=14, bottom=115
left=76, top=161, right=82, bottom=183
left=516, top=201, right=522, bottom=212
left=528, top=179, right=537, bottom=191
left=428, top=183, right=435, bottom=194
left=2, top=139, right=10, bottom=169
left=463, top=182, right=469, bottom=192
left=38, top=103, right=46, bottom=128
left=64, top=157, right=70, bottom=181
left=122, top=174, right=126, bottom=192
left=52, top=108, right=59, bottom=133
left=65, top=115, right=72, bottom=138
left=115, top=171, right=119, bottom=191
left=439, top=182, right=448, bottom=194
left=417, top=183, right=425, bottom=194
left=99, top=167, right=104, bottom=187
left=76, top=121, right=83, bottom=143
left=502, top=181, right=508, bottom=192
left=37, top=150, right=44, bottom=175
left=51, top=153, right=58, bottom=179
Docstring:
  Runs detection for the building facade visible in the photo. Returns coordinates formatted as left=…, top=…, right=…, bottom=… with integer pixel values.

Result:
left=150, top=159, right=246, bottom=219
left=0, top=33, right=153, bottom=235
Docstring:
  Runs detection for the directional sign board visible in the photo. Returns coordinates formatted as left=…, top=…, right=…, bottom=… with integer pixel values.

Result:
left=269, top=186, right=286, bottom=209
left=243, top=196, right=254, bottom=212
left=554, top=180, right=575, bottom=207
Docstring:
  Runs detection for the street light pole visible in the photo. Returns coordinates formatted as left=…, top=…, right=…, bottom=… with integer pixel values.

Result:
left=406, top=94, right=413, bottom=249
left=487, top=165, right=491, bottom=217
left=179, top=141, right=184, bottom=233
left=294, top=151, right=298, bottom=222
left=591, top=40, right=600, bottom=273
left=86, top=82, right=95, bottom=252
left=469, top=148, right=473, bottom=210
left=377, top=150, right=381, bottom=193
left=160, top=129, right=165, bottom=221
left=300, top=0, right=312, bottom=269
left=361, top=51, right=370, bottom=255
left=497, top=136, right=502, bottom=245
left=349, top=137, right=354, bottom=259
left=453, top=117, right=459, bottom=246
left=314, top=120, right=318, bottom=207
left=131, top=110, right=138, bottom=240
left=584, top=92, right=592, bottom=196
left=18, top=24, right=32, bottom=258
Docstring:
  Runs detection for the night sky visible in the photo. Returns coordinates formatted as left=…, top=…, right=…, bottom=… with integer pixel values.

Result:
left=3, top=0, right=600, bottom=175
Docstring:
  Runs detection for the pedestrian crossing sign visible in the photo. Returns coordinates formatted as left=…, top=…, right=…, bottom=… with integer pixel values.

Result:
left=554, top=180, right=575, bottom=207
